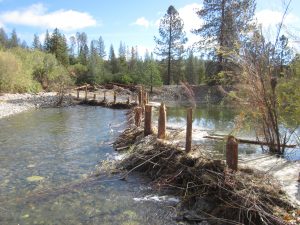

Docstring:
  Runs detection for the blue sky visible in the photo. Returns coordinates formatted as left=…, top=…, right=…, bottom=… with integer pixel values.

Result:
left=0, top=0, right=299, bottom=56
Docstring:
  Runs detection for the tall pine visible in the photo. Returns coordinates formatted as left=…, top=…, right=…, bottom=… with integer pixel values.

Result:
left=194, top=0, right=255, bottom=82
left=154, top=5, right=187, bottom=85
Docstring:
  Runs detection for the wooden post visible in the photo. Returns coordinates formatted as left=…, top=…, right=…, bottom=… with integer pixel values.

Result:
left=135, top=94, right=138, bottom=103
left=126, top=96, right=130, bottom=105
left=144, top=105, right=153, bottom=136
left=93, top=94, right=96, bottom=100
left=226, top=136, right=238, bottom=171
left=84, top=85, right=88, bottom=101
left=143, top=91, right=147, bottom=105
left=157, top=103, right=166, bottom=139
left=138, top=89, right=143, bottom=106
left=134, top=107, right=142, bottom=127
left=77, top=89, right=79, bottom=100
left=113, top=91, right=116, bottom=104
left=185, top=108, right=193, bottom=153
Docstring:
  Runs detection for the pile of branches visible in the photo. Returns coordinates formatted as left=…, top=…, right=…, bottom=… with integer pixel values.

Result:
left=115, top=128, right=295, bottom=225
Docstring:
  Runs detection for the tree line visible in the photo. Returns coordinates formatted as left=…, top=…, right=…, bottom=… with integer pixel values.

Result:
left=0, top=0, right=298, bottom=91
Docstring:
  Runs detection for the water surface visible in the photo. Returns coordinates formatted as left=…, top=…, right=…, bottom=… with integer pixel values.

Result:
left=0, top=106, right=179, bottom=225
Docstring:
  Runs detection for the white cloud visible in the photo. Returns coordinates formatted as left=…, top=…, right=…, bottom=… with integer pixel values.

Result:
left=0, top=3, right=97, bottom=31
left=256, top=9, right=299, bottom=29
left=132, top=17, right=150, bottom=28
left=178, top=3, right=203, bottom=48
left=178, top=3, right=202, bottom=34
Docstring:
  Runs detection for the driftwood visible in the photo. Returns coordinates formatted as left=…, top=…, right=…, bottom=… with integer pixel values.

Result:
left=203, top=135, right=297, bottom=148
left=105, top=83, right=138, bottom=91
left=74, top=84, right=94, bottom=91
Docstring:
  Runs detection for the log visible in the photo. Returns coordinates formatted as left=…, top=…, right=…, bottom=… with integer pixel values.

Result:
left=157, top=103, right=166, bottom=139
left=144, top=105, right=153, bottom=136
left=226, top=136, right=238, bottom=171
left=203, top=135, right=296, bottom=148
left=185, top=108, right=193, bottom=153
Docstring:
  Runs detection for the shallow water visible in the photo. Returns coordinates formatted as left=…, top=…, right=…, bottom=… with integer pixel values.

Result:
left=164, top=104, right=300, bottom=161
left=0, top=106, right=180, bottom=225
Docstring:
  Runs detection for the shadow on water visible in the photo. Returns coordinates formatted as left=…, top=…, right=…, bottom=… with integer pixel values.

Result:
left=0, top=106, right=181, bottom=225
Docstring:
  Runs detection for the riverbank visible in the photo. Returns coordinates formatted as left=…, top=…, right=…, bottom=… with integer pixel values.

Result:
left=0, top=92, right=74, bottom=119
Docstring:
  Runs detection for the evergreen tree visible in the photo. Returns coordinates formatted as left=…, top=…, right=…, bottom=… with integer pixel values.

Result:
left=32, top=34, right=42, bottom=50
left=49, top=28, right=69, bottom=66
left=43, top=30, right=51, bottom=52
left=69, top=36, right=77, bottom=64
left=98, top=36, right=106, bottom=58
left=8, top=29, right=19, bottom=48
left=194, top=0, right=256, bottom=78
left=154, top=5, right=187, bottom=85
left=185, top=51, right=197, bottom=84
left=76, top=32, right=89, bottom=65
left=0, top=28, right=8, bottom=49
left=109, top=44, right=118, bottom=74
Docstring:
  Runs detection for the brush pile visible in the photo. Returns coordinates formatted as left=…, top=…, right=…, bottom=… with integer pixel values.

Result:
left=114, top=110, right=298, bottom=225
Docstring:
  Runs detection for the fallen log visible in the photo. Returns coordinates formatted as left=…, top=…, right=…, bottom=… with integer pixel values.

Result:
left=203, top=135, right=297, bottom=148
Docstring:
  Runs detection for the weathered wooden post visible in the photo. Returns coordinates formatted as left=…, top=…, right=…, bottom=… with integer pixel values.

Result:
left=144, top=105, right=153, bottom=136
left=77, top=89, right=79, bottom=100
left=113, top=91, right=117, bottom=104
left=103, top=91, right=106, bottom=102
left=84, top=85, right=88, bottom=101
left=226, top=136, right=238, bottom=171
left=143, top=92, right=148, bottom=105
left=185, top=107, right=193, bottom=153
left=157, top=103, right=166, bottom=139
left=93, top=94, right=96, bottom=100
left=135, top=94, right=138, bottom=103
left=134, top=107, right=142, bottom=127
left=126, top=96, right=130, bottom=105
left=138, top=89, right=143, bottom=106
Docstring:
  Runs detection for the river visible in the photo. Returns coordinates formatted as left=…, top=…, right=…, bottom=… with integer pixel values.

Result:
left=0, top=106, right=180, bottom=225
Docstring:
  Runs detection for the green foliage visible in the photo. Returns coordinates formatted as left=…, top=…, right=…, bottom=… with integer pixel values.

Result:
left=0, top=48, right=72, bottom=93
left=277, top=57, right=300, bottom=126
left=69, top=63, right=88, bottom=85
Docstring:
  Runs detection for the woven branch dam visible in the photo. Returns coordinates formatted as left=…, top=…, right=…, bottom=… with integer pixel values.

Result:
left=0, top=85, right=299, bottom=225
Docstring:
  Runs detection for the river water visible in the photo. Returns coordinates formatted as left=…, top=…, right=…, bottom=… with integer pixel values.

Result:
left=164, top=104, right=300, bottom=161
left=0, top=106, right=180, bottom=225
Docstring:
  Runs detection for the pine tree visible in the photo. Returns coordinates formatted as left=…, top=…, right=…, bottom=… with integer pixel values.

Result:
left=154, top=5, right=187, bottom=85
left=185, top=51, right=197, bottom=84
left=194, top=0, right=256, bottom=78
left=8, top=29, right=19, bottom=48
left=32, top=34, right=42, bottom=50
left=109, top=44, right=118, bottom=74
left=98, top=36, right=106, bottom=58
left=0, top=28, right=8, bottom=49
left=43, top=30, right=51, bottom=52
left=49, top=28, right=69, bottom=66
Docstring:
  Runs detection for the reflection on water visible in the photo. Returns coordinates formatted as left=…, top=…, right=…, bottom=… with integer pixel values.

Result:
left=0, top=106, right=179, bottom=225
left=164, top=104, right=300, bottom=160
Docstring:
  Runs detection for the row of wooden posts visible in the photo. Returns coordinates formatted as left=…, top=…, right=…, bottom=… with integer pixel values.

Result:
left=135, top=92, right=238, bottom=171
left=76, top=85, right=130, bottom=104
left=76, top=86, right=239, bottom=171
